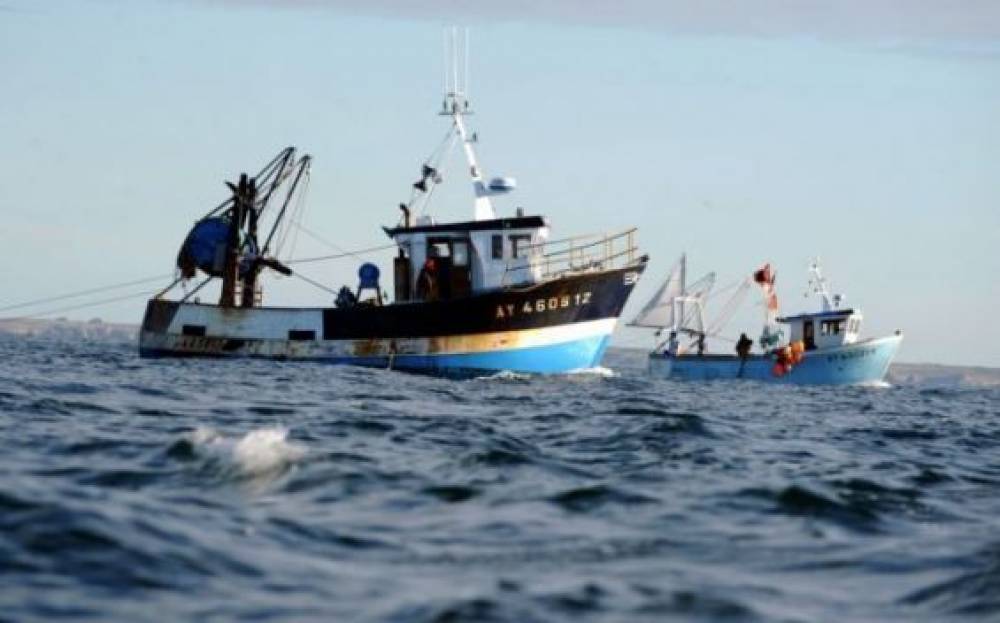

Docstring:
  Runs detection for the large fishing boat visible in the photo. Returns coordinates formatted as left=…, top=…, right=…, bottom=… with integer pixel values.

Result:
left=139, top=37, right=647, bottom=375
left=631, top=256, right=902, bottom=385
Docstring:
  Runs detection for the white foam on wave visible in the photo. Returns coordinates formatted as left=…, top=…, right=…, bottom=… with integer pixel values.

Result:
left=473, top=370, right=533, bottom=382
left=564, top=366, right=618, bottom=378
left=856, top=380, right=893, bottom=389
left=473, top=366, right=618, bottom=381
left=187, top=426, right=306, bottom=478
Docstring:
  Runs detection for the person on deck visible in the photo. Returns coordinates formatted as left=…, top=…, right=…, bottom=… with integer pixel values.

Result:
left=667, top=331, right=679, bottom=356
left=736, top=333, right=753, bottom=359
left=416, top=258, right=439, bottom=301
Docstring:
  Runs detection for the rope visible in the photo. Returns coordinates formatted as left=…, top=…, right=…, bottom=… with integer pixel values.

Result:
left=282, top=171, right=311, bottom=261
left=707, top=281, right=751, bottom=337
left=154, top=276, right=183, bottom=299
left=1, top=289, right=159, bottom=320
left=292, top=223, right=353, bottom=256
left=180, top=276, right=212, bottom=303
left=285, top=243, right=397, bottom=266
left=0, top=274, right=174, bottom=315
left=290, top=271, right=340, bottom=297
left=413, top=126, right=459, bottom=218
left=702, top=277, right=746, bottom=303
left=287, top=173, right=311, bottom=257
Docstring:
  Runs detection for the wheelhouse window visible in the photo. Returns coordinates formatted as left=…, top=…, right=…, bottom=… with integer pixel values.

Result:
left=427, top=240, right=451, bottom=258
left=452, top=240, right=470, bottom=267
left=491, top=234, right=503, bottom=259
left=510, top=234, right=532, bottom=259
left=820, top=319, right=845, bottom=335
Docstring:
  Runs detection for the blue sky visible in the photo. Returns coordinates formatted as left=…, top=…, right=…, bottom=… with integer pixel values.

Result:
left=1, top=1, right=998, bottom=366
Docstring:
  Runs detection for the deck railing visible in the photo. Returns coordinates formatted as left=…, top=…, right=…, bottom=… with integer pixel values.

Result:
left=503, top=228, right=640, bottom=284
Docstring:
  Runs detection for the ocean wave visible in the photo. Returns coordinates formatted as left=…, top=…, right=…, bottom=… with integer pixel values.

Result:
left=472, top=369, right=533, bottom=382
left=900, top=542, right=1000, bottom=616
left=3, top=339, right=999, bottom=621
left=548, top=483, right=658, bottom=512
left=170, top=427, right=306, bottom=484
left=857, top=379, right=893, bottom=389
left=564, top=366, right=619, bottom=378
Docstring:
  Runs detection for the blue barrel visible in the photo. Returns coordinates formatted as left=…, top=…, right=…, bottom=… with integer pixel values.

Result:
left=358, top=262, right=381, bottom=289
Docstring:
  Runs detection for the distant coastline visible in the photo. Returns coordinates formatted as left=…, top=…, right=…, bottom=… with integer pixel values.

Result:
left=1, top=318, right=997, bottom=388
left=885, top=362, right=1000, bottom=389
left=0, top=317, right=137, bottom=343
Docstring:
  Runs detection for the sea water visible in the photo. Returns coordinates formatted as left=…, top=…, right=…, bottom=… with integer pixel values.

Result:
left=0, top=336, right=998, bottom=622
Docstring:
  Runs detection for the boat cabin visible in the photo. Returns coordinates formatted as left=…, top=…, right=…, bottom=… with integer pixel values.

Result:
left=385, top=214, right=550, bottom=302
left=777, top=309, right=863, bottom=351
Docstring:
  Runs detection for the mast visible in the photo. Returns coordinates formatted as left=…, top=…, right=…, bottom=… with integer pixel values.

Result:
left=442, top=27, right=496, bottom=221
left=220, top=173, right=253, bottom=307
left=808, top=258, right=836, bottom=311
left=676, top=253, right=686, bottom=334
left=240, top=187, right=260, bottom=308
left=219, top=151, right=305, bottom=307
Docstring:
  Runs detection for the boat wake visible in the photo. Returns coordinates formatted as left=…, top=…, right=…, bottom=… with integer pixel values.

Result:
left=856, top=380, right=893, bottom=389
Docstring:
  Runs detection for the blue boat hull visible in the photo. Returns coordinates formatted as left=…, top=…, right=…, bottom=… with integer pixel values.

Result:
left=140, top=329, right=613, bottom=378
left=649, top=335, right=903, bottom=385
left=322, top=334, right=612, bottom=377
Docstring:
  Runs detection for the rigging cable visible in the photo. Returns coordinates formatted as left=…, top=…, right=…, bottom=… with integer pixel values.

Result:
left=0, top=274, right=174, bottom=315
left=179, top=276, right=212, bottom=303
left=292, top=222, right=350, bottom=255
left=273, top=170, right=311, bottom=260
left=412, top=126, right=459, bottom=217
left=2, top=289, right=160, bottom=320
left=707, top=281, right=752, bottom=338
left=280, top=168, right=312, bottom=262
left=290, top=271, right=340, bottom=297
left=285, top=243, right=398, bottom=266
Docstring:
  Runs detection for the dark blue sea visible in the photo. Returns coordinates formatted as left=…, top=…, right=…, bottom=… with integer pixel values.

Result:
left=1, top=335, right=998, bottom=622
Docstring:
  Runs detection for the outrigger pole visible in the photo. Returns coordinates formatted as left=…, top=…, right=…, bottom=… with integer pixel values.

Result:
left=175, top=147, right=311, bottom=308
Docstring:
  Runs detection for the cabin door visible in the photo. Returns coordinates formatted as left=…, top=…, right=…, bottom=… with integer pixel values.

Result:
left=449, top=240, right=472, bottom=298
left=803, top=320, right=816, bottom=350
left=426, top=238, right=472, bottom=300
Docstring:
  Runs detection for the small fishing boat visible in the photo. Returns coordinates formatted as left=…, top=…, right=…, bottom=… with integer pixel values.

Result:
left=139, top=37, right=647, bottom=375
left=631, top=256, right=902, bottom=385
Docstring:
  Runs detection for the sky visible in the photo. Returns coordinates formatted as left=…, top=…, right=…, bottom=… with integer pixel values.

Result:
left=0, top=0, right=998, bottom=366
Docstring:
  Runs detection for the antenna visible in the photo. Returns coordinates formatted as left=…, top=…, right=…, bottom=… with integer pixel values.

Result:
left=452, top=26, right=459, bottom=97
left=438, top=26, right=494, bottom=221
left=442, top=27, right=470, bottom=100
left=808, top=257, right=837, bottom=311
left=443, top=29, right=449, bottom=95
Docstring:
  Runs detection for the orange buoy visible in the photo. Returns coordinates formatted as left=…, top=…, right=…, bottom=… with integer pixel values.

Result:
left=791, top=340, right=805, bottom=355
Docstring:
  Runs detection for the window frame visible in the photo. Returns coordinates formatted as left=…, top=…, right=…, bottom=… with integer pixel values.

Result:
left=452, top=239, right=470, bottom=267
left=509, top=234, right=532, bottom=259
left=426, top=238, right=453, bottom=259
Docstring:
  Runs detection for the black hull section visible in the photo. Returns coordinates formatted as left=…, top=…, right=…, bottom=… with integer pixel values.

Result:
left=321, top=265, right=644, bottom=339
